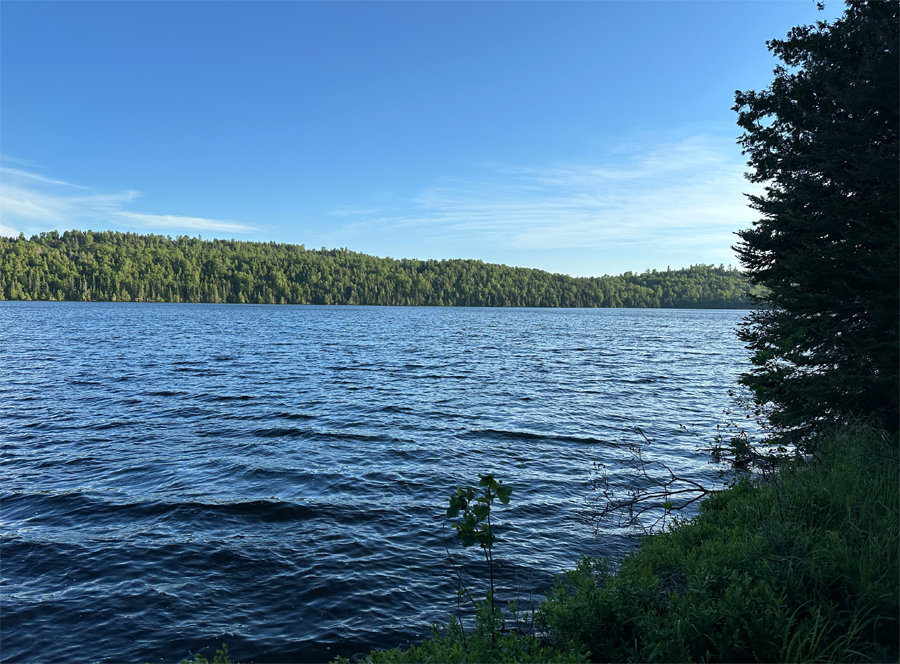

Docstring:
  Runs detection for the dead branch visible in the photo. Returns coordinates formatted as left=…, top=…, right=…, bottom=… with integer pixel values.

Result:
left=581, top=427, right=720, bottom=535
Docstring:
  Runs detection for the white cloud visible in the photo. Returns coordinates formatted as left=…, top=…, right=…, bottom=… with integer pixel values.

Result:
left=2, top=167, right=88, bottom=189
left=329, top=205, right=383, bottom=217
left=0, top=182, right=139, bottom=223
left=336, top=134, right=762, bottom=257
left=116, top=211, right=259, bottom=234
left=0, top=165, right=257, bottom=237
left=0, top=220, right=19, bottom=238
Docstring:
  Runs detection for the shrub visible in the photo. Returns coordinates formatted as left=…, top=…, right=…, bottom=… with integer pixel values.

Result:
left=537, top=424, right=899, bottom=662
left=334, top=599, right=587, bottom=664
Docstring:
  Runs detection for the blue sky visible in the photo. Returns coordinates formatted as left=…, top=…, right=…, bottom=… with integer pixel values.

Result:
left=1, top=1, right=843, bottom=277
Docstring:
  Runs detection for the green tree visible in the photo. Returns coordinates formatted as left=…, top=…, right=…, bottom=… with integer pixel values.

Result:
left=733, top=1, right=899, bottom=442
left=0, top=230, right=758, bottom=308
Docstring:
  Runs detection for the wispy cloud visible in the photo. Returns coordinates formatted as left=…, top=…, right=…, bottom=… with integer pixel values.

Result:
left=2, top=167, right=88, bottom=189
left=329, top=205, right=383, bottom=218
left=0, top=164, right=257, bottom=237
left=116, top=211, right=259, bottom=234
left=336, top=134, right=761, bottom=257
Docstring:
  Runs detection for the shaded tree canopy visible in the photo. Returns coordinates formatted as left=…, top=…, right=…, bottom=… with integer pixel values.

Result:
left=1, top=229, right=759, bottom=309
left=734, top=1, right=899, bottom=440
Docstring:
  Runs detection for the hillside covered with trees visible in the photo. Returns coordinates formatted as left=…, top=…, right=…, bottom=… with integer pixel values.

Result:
left=0, top=230, right=759, bottom=308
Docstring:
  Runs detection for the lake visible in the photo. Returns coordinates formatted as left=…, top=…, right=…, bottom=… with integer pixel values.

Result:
left=0, top=303, right=751, bottom=663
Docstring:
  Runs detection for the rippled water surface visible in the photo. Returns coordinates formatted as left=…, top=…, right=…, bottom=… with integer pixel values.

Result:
left=1, top=303, right=750, bottom=663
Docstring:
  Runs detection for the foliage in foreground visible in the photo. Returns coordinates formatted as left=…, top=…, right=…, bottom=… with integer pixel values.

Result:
left=335, top=599, right=587, bottom=664
left=0, top=229, right=758, bottom=308
left=181, top=643, right=238, bottom=664
left=343, top=424, right=897, bottom=663
left=341, top=475, right=587, bottom=663
left=538, top=424, right=899, bottom=663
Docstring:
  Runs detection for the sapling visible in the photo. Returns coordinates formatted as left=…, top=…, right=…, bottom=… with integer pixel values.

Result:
left=445, top=474, right=512, bottom=621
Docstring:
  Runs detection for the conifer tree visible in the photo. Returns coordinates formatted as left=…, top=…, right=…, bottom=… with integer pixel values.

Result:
left=734, top=1, right=899, bottom=441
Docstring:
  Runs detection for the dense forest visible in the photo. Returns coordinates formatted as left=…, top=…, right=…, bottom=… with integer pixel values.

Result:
left=0, top=230, right=759, bottom=308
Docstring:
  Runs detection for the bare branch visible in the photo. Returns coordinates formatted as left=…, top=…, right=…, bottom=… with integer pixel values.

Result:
left=581, top=428, right=720, bottom=535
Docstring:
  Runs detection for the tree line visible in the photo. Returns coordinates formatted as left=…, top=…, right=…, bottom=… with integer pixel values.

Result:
left=0, top=230, right=761, bottom=308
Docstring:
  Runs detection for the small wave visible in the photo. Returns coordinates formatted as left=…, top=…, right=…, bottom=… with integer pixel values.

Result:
left=168, top=407, right=208, bottom=418
left=240, top=411, right=316, bottom=422
left=378, top=405, right=412, bottom=414
left=468, top=428, right=611, bottom=446
left=22, top=421, right=54, bottom=430
left=203, top=394, right=255, bottom=402
left=88, top=420, right=137, bottom=431
left=195, top=428, right=239, bottom=438
left=251, top=426, right=393, bottom=445
left=623, top=375, right=669, bottom=384
left=272, top=411, right=316, bottom=421
left=2, top=492, right=318, bottom=525
left=175, top=499, right=318, bottom=523
left=252, top=427, right=310, bottom=438
left=315, top=431, right=392, bottom=444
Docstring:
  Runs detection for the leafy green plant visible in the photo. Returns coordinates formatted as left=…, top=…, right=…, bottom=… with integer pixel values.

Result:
left=332, top=474, right=587, bottom=663
left=446, top=473, right=512, bottom=617
left=333, top=601, right=586, bottom=664
left=181, top=643, right=239, bottom=664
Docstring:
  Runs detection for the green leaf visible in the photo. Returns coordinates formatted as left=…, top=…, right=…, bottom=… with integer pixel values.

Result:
left=497, top=485, right=512, bottom=504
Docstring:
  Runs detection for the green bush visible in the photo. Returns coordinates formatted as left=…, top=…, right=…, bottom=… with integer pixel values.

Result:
left=333, top=597, right=587, bottom=664
left=537, top=424, right=899, bottom=663
left=181, top=643, right=238, bottom=664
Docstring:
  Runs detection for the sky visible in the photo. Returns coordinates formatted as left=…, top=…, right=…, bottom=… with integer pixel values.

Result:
left=0, top=1, right=845, bottom=277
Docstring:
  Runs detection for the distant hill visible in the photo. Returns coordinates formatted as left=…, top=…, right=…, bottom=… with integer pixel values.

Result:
left=0, top=230, right=762, bottom=308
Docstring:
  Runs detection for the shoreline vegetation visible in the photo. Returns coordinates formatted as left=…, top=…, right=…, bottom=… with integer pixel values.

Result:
left=0, top=230, right=760, bottom=309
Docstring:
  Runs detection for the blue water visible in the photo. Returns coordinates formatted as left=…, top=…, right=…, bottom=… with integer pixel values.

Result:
left=0, top=303, right=751, bottom=663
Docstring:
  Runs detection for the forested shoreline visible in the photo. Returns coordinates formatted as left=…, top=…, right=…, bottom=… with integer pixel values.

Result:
left=0, top=230, right=759, bottom=308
